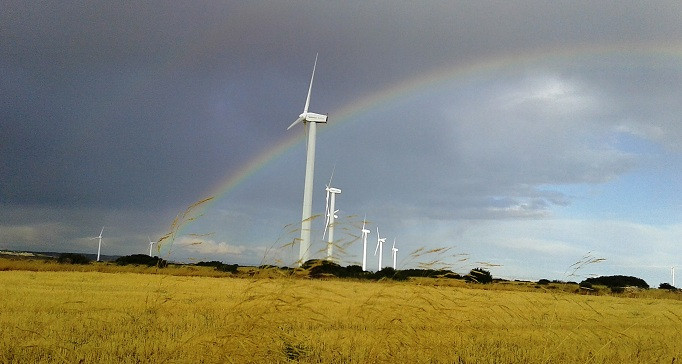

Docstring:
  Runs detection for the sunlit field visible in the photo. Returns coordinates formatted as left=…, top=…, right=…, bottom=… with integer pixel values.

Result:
left=2, top=260, right=682, bottom=363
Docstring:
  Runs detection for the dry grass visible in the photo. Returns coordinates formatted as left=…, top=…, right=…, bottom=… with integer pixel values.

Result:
left=2, top=268, right=682, bottom=363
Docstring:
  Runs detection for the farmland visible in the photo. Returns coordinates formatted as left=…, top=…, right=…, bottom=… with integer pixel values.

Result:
left=1, top=260, right=682, bottom=363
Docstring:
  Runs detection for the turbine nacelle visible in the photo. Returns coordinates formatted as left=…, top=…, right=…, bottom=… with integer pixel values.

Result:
left=148, top=236, right=157, bottom=256
left=361, top=217, right=370, bottom=236
left=92, top=227, right=104, bottom=240
left=287, top=112, right=328, bottom=130
left=326, top=187, right=341, bottom=194
left=302, top=112, right=328, bottom=123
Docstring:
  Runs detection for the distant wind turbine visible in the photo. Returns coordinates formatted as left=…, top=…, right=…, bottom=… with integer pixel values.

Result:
left=391, top=238, right=398, bottom=270
left=361, top=217, right=370, bottom=271
left=287, top=53, right=328, bottom=266
left=672, top=266, right=676, bottom=287
left=148, top=236, right=156, bottom=256
left=91, top=227, right=103, bottom=262
left=374, top=227, right=386, bottom=271
left=322, top=170, right=341, bottom=261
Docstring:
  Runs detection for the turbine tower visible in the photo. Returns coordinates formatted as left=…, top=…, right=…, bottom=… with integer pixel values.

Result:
left=322, top=171, right=341, bottom=261
left=287, top=53, right=328, bottom=266
left=148, top=236, right=156, bottom=257
left=91, top=227, right=103, bottom=262
left=361, top=217, right=370, bottom=271
left=374, top=227, right=386, bottom=271
left=672, top=266, right=676, bottom=287
left=391, top=238, right=399, bottom=270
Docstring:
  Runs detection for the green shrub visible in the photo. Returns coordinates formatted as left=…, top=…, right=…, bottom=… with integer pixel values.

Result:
left=659, top=282, right=677, bottom=290
left=465, top=268, right=493, bottom=284
left=374, top=267, right=397, bottom=280
left=115, top=254, right=167, bottom=267
left=579, top=281, right=593, bottom=289
left=582, top=275, right=649, bottom=290
left=196, top=261, right=238, bottom=273
left=57, top=253, right=91, bottom=265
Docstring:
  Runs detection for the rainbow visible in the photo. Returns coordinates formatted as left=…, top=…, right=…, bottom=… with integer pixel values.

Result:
left=184, top=43, right=682, bottom=221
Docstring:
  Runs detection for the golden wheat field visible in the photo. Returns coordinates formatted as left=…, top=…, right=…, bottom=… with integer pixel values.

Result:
left=2, top=263, right=682, bottom=363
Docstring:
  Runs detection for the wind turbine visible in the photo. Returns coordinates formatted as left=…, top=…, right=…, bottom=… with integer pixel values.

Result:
left=374, top=227, right=386, bottom=271
left=91, top=227, right=103, bottom=262
left=672, top=266, right=676, bottom=287
left=391, top=238, right=398, bottom=270
left=148, top=236, right=156, bottom=257
left=287, top=53, right=328, bottom=266
left=322, top=171, right=341, bottom=261
left=361, top=217, right=370, bottom=271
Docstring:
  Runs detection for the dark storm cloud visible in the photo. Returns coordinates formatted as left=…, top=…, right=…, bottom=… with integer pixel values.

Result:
left=3, top=1, right=681, bottom=209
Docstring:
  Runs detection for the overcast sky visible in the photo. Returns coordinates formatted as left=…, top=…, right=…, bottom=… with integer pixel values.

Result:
left=3, top=1, right=682, bottom=285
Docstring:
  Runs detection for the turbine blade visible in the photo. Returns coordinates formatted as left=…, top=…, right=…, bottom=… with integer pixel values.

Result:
left=324, top=190, right=331, bottom=224
left=325, top=189, right=330, bottom=211
left=374, top=227, right=381, bottom=254
left=327, top=164, right=335, bottom=188
left=287, top=116, right=305, bottom=130
left=322, top=193, right=330, bottom=239
left=303, top=53, right=318, bottom=114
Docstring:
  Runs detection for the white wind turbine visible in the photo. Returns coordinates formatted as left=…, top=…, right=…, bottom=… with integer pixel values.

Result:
left=322, top=171, right=341, bottom=261
left=91, top=227, right=103, bottom=262
left=148, top=236, right=156, bottom=257
left=391, top=238, right=398, bottom=270
left=672, top=266, right=676, bottom=287
left=361, top=217, right=370, bottom=271
left=287, top=53, right=328, bottom=266
left=374, top=227, right=386, bottom=271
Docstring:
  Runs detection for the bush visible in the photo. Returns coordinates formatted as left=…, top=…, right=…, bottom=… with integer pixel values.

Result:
left=196, top=261, right=223, bottom=267
left=196, top=261, right=238, bottom=273
left=115, top=254, right=167, bottom=267
left=301, top=260, right=395, bottom=279
left=345, top=265, right=364, bottom=276
left=465, top=268, right=493, bottom=284
left=57, top=253, right=91, bottom=265
left=577, top=281, right=598, bottom=294
left=305, top=260, right=342, bottom=278
left=659, top=282, right=677, bottom=290
left=582, top=275, right=649, bottom=290
left=537, top=279, right=550, bottom=285
left=216, top=263, right=238, bottom=273
left=374, top=267, right=397, bottom=280
left=578, top=281, right=593, bottom=289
